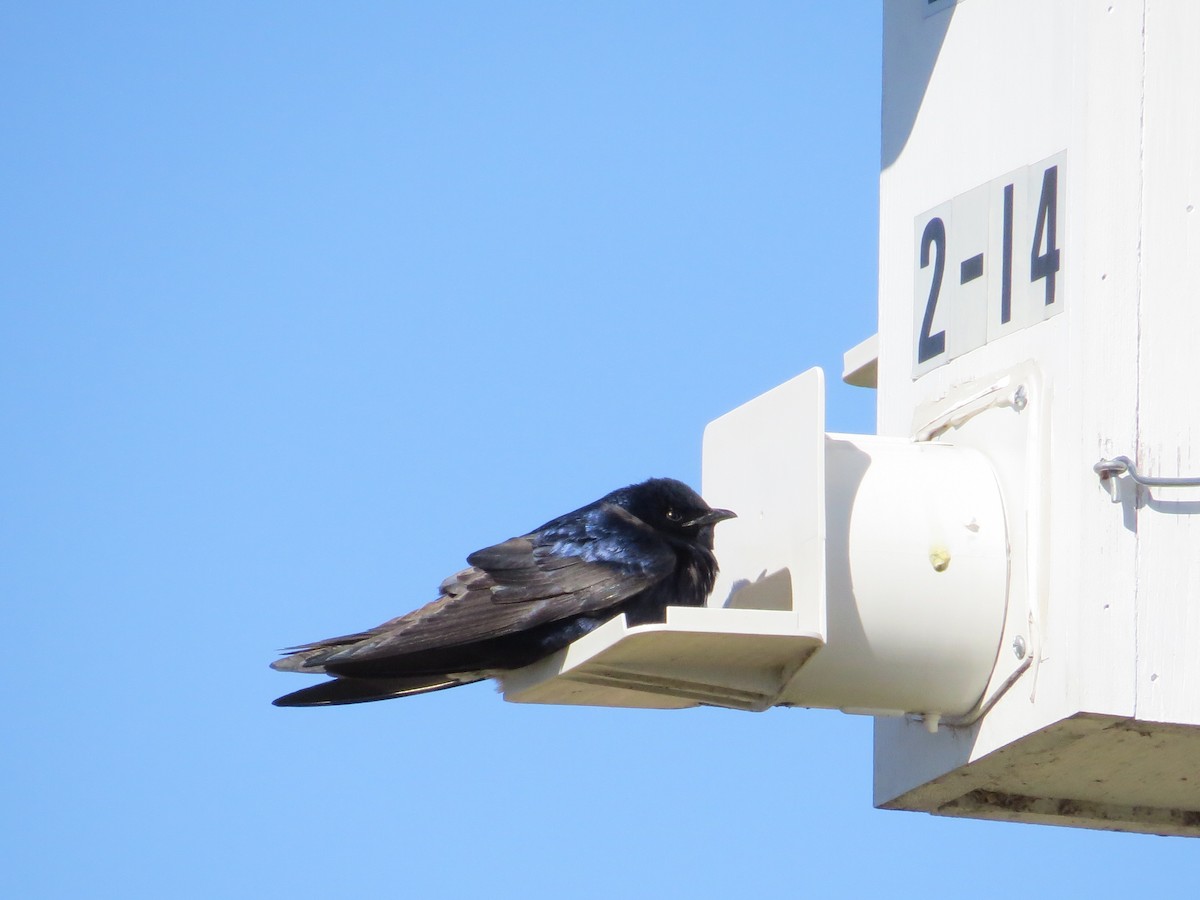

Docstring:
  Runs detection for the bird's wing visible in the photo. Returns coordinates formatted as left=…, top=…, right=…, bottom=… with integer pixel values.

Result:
left=466, top=504, right=669, bottom=603
left=307, top=503, right=675, bottom=669
left=269, top=613, right=410, bottom=673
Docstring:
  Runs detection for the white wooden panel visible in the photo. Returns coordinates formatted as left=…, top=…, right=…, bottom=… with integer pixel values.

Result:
left=1059, top=0, right=1143, bottom=721
left=875, top=0, right=1145, bottom=806
left=1134, top=0, right=1200, bottom=724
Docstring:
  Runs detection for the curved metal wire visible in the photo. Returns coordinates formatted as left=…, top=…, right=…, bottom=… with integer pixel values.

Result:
left=1093, top=455, right=1200, bottom=487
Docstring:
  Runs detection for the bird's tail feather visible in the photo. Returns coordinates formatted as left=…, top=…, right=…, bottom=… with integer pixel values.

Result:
left=271, top=674, right=482, bottom=707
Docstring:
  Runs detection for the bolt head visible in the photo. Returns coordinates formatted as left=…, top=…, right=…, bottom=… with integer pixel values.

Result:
left=1012, top=385, right=1028, bottom=411
left=1012, top=635, right=1027, bottom=659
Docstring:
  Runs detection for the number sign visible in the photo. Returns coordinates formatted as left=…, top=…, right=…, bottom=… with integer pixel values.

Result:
left=913, top=153, right=1065, bottom=377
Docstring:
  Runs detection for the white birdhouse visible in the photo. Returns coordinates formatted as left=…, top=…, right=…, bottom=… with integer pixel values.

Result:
left=506, top=0, right=1200, bottom=838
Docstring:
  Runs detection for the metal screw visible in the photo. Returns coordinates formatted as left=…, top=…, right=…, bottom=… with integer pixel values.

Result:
left=1012, top=385, right=1028, bottom=411
left=1012, top=635, right=1027, bottom=660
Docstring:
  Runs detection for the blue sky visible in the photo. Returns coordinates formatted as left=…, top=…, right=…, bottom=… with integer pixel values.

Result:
left=3, top=4, right=1194, bottom=898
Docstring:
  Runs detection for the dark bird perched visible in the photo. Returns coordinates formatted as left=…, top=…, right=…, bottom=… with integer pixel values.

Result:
left=271, top=478, right=735, bottom=707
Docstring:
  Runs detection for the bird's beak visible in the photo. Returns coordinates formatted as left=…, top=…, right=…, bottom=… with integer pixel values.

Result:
left=685, top=508, right=737, bottom=527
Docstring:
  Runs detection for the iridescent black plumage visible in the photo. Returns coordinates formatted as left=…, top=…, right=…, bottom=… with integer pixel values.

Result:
left=271, top=478, right=735, bottom=706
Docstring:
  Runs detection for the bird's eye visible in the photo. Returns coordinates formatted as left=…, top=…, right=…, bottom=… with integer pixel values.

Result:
left=665, top=508, right=682, bottom=522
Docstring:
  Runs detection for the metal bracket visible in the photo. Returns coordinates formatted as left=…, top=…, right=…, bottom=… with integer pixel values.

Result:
left=1094, top=455, right=1200, bottom=488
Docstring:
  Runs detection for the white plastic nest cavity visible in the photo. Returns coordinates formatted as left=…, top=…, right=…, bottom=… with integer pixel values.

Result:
left=502, top=368, right=1010, bottom=720
left=502, top=369, right=829, bottom=711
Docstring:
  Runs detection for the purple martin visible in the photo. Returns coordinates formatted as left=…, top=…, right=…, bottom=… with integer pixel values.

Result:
left=271, top=478, right=735, bottom=707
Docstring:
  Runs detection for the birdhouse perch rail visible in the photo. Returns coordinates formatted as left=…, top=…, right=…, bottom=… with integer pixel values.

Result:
left=1093, top=456, right=1200, bottom=488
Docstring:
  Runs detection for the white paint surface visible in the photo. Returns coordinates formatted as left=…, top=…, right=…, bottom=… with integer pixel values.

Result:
left=506, top=0, right=1200, bottom=837
left=873, top=0, right=1200, bottom=835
